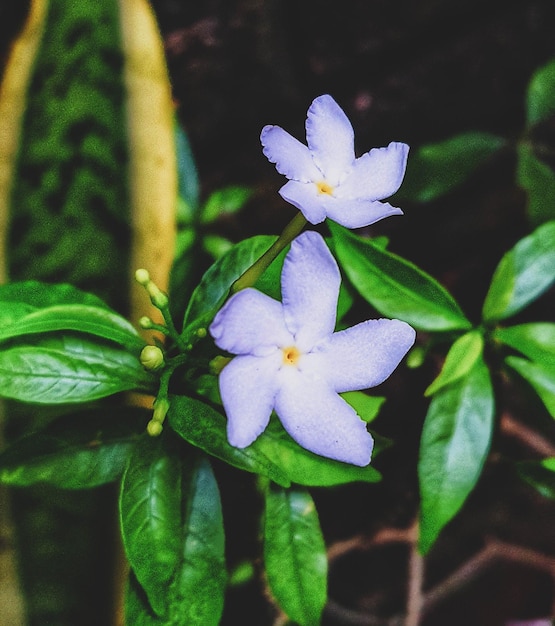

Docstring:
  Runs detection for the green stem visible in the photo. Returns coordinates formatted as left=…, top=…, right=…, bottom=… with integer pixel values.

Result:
left=230, top=212, right=308, bottom=294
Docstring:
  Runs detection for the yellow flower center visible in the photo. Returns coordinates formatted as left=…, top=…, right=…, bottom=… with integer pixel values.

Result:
left=315, top=180, right=334, bottom=195
left=282, top=346, right=301, bottom=366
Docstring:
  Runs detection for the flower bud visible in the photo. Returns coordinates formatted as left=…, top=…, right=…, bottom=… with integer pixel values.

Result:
left=139, top=316, right=153, bottom=329
left=147, top=419, right=163, bottom=436
left=140, top=345, right=165, bottom=370
left=135, top=268, right=150, bottom=286
left=209, top=355, right=231, bottom=375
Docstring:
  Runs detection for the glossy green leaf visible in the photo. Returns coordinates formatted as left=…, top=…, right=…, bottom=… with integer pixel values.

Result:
left=506, top=356, right=555, bottom=417
left=482, top=220, right=555, bottom=322
left=494, top=323, right=555, bottom=368
left=264, top=484, right=327, bottom=626
left=419, top=354, right=494, bottom=553
left=0, top=336, right=153, bottom=404
left=126, top=572, right=166, bottom=625
left=168, top=394, right=290, bottom=487
left=121, top=440, right=226, bottom=624
left=425, top=330, right=484, bottom=396
left=175, top=121, right=200, bottom=223
left=0, top=304, right=144, bottom=351
left=516, top=142, right=555, bottom=225
left=330, top=221, right=471, bottom=331
left=256, top=419, right=382, bottom=486
left=526, top=58, right=555, bottom=126
left=341, top=391, right=385, bottom=423
left=0, top=408, right=145, bottom=488
left=120, top=436, right=184, bottom=617
left=200, top=185, right=252, bottom=224
left=166, top=454, right=226, bottom=625
left=0, top=280, right=112, bottom=310
left=399, top=131, right=506, bottom=202
left=202, top=234, right=234, bottom=260
left=182, top=235, right=276, bottom=330
left=517, top=457, right=555, bottom=499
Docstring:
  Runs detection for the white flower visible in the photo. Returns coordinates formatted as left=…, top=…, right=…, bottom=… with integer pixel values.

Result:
left=261, top=94, right=409, bottom=229
left=209, top=231, right=415, bottom=466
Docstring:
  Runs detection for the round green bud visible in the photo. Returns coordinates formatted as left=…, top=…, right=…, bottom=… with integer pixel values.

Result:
left=140, top=345, right=165, bottom=370
left=209, top=355, right=231, bottom=375
left=196, top=327, right=207, bottom=339
left=139, top=316, right=153, bottom=329
left=146, top=282, right=169, bottom=309
left=147, top=419, right=163, bottom=437
left=135, top=268, right=150, bottom=286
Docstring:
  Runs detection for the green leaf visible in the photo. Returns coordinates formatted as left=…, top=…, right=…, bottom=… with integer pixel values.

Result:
left=0, top=408, right=145, bottom=488
left=182, top=235, right=276, bottom=330
left=506, top=356, right=555, bottom=417
left=517, top=457, right=555, bottom=499
left=341, top=391, right=385, bottom=423
left=200, top=186, right=252, bottom=224
left=0, top=304, right=144, bottom=351
left=418, top=354, right=494, bottom=553
left=516, top=142, right=555, bottom=225
left=482, top=220, right=555, bottom=323
left=494, top=323, right=555, bottom=368
left=399, top=131, right=506, bottom=202
left=425, top=330, right=484, bottom=396
left=0, top=280, right=112, bottom=310
left=255, top=419, right=382, bottom=486
left=126, top=572, right=166, bottom=625
left=167, top=454, right=226, bottom=625
left=120, top=436, right=184, bottom=617
left=120, top=440, right=226, bottom=624
left=168, top=394, right=290, bottom=487
left=264, top=484, right=327, bottom=626
left=175, top=121, right=200, bottom=222
left=0, top=336, right=153, bottom=404
left=330, top=221, right=471, bottom=331
left=526, top=58, right=555, bottom=126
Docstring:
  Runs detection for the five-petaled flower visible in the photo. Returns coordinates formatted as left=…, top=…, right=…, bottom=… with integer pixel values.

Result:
left=261, top=94, right=409, bottom=229
left=209, top=231, right=415, bottom=466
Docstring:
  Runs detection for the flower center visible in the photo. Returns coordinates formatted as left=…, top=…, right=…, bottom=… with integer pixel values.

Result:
left=315, top=180, right=334, bottom=196
left=282, top=346, right=301, bottom=366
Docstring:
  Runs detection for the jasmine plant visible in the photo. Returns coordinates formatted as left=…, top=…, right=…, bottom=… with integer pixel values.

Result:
left=0, top=85, right=554, bottom=626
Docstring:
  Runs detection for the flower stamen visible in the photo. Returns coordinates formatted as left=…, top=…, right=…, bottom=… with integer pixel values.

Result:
left=282, top=346, right=301, bottom=366
left=315, top=180, right=334, bottom=196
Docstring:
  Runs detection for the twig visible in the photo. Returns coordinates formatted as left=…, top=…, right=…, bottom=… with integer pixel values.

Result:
left=501, top=412, right=555, bottom=458
left=405, top=520, right=424, bottom=626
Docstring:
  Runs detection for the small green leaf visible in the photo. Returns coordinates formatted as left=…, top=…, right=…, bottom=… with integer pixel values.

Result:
left=418, top=354, right=494, bottom=553
left=399, top=131, right=506, bottom=202
left=506, top=356, right=555, bottom=417
left=330, top=221, right=471, bottom=331
left=120, top=436, right=184, bottom=617
left=425, top=330, right=484, bottom=396
left=264, top=484, right=327, bottom=626
left=167, top=454, right=226, bottom=625
left=202, top=234, right=234, bottom=259
left=175, top=121, right=200, bottom=222
left=0, top=336, right=153, bottom=404
left=516, top=142, right=555, bottom=224
left=0, top=408, right=145, bottom=488
left=0, top=280, right=112, bottom=310
left=526, top=58, right=555, bottom=126
left=255, top=420, right=382, bottom=486
left=0, top=304, right=144, bottom=351
left=121, top=440, right=226, bottom=624
left=182, top=235, right=277, bottom=330
left=168, top=394, right=290, bottom=487
left=341, top=392, right=385, bottom=423
left=482, top=220, right=555, bottom=323
left=494, top=323, right=555, bottom=368
left=200, top=186, right=252, bottom=224
left=517, top=457, right=555, bottom=498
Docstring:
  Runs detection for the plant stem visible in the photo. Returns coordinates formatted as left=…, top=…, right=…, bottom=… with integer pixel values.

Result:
left=230, top=212, right=307, bottom=294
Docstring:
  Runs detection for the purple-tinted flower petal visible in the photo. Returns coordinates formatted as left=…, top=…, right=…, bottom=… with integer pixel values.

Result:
left=210, top=288, right=292, bottom=356
left=324, top=197, right=403, bottom=229
left=261, top=125, right=321, bottom=182
left=275, top=370, right=374, bottom=466
left=337, top=142, right=409, bottom=200
left=278, top=180, right=328, bottom=224
left=322, top=319, right=416, bottom=393
left=281, top=231, right=340, bottom=350
left=305, top=95, right=355, bottom=186
left=219, top=353, right=281, bottom=447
